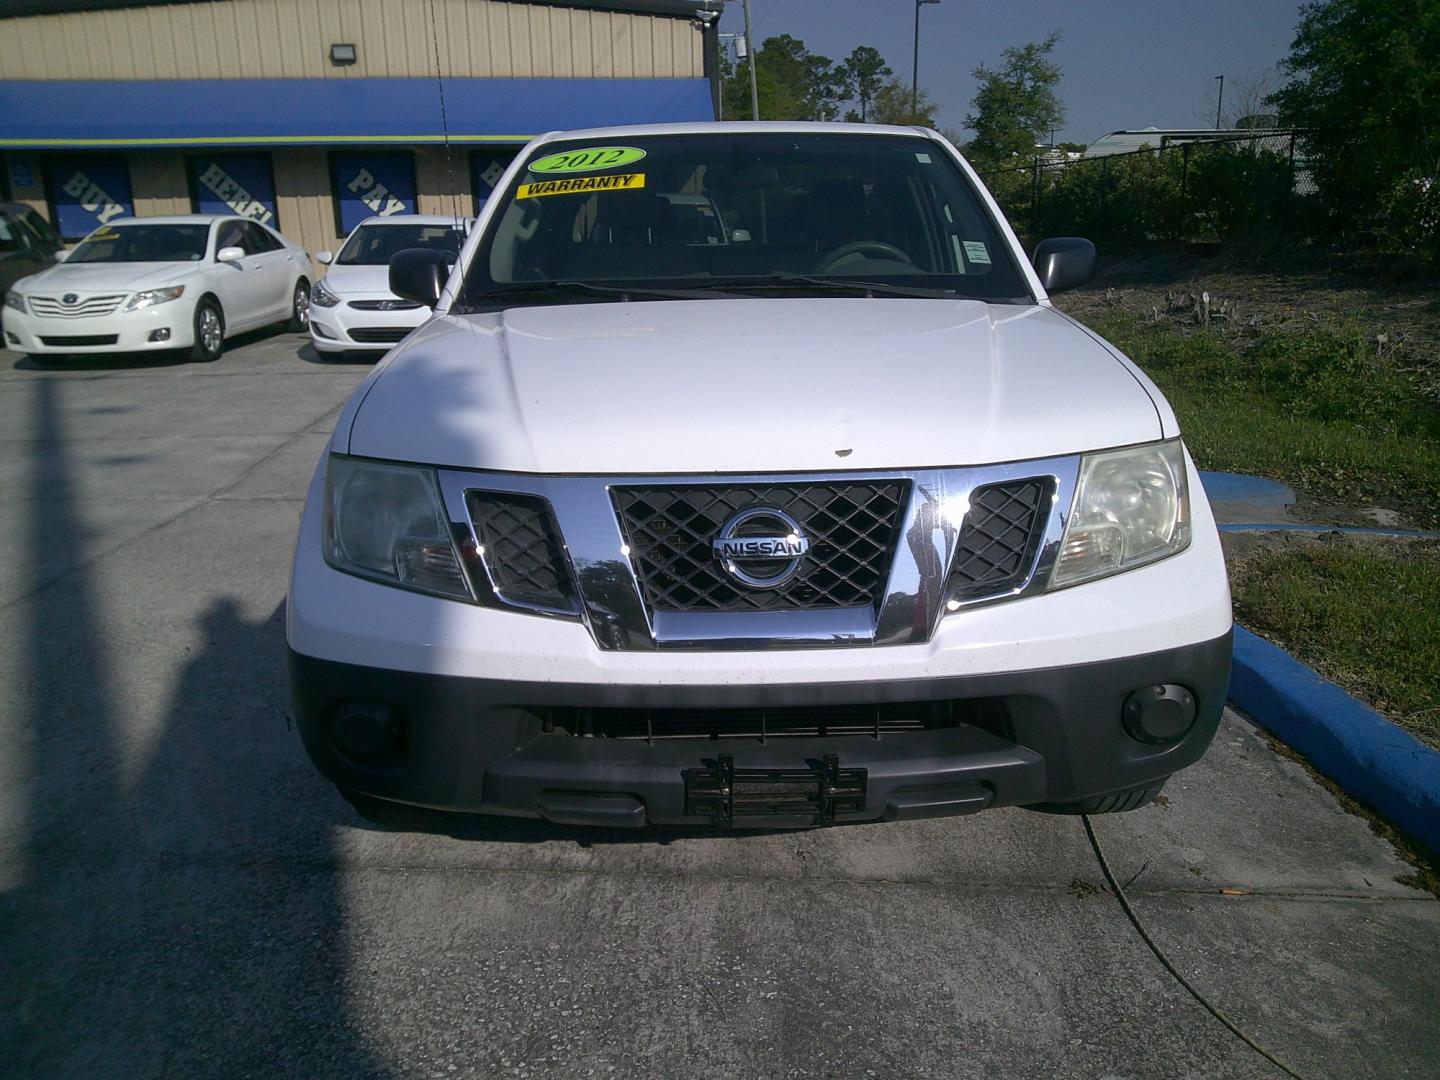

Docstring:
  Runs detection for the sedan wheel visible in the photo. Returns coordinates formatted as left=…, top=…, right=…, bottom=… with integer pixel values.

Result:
left=288, top=280, right=311, bottom=332
left=188, top=300, right=224, bottom=363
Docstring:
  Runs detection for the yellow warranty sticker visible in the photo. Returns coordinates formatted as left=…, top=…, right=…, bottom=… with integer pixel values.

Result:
left=516, top=172, right=646, bottom=199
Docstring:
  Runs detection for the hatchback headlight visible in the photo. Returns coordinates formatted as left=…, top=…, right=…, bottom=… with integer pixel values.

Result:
left=3, top=291, right=26, bottom=314
left=123, top=285, right=185, bottom=311
left=312, top=280, right=342, bottom=307
left=323, top=455, right=472, bottom=600
left=1049, top=439, right=1190, bottom=589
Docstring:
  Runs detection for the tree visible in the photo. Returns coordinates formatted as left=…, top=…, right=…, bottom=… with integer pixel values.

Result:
left=869, top=77, right=939, bottom=128
left=836, top=46, right=892, bottom=123
left=963, top=33, right=1066, bottom=168
left=1269, top=0, right=1440, bottom=256
left=721, top=35, right=844, bottom=121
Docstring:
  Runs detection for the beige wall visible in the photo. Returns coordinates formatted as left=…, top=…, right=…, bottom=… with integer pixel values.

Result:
left=130, top=153, right=191, bottom=216
left=0, top=0, right=704, bottom=80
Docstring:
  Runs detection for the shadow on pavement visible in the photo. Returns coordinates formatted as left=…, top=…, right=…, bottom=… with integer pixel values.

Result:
left=297, top=341, right=379, bottom=367
left=2, top=378, right=389, bottom=1077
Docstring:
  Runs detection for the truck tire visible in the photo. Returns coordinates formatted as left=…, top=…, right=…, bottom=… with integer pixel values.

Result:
left=1028, top=781, right=1168, bottom=815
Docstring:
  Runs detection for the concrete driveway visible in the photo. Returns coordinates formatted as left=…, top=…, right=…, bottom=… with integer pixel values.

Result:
left=1, top=330, right=1437, bottom=1079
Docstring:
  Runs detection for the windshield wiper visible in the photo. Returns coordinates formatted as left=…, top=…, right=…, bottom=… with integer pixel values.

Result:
left=721, top=273, right=956, bottom=299
left=459, top=280, right=743, bottom=309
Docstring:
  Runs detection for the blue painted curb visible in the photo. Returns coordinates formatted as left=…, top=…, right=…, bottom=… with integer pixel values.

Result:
left=1229, top=626, right=1440, bottom=855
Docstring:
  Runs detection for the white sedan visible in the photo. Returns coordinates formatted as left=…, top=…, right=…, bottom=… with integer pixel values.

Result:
left=308, top=215, right=470, bottom=355
left=2, top=214, right=313, bottom=362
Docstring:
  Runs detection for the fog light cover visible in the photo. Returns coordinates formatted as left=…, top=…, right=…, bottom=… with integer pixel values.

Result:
left=148, top=328, right=171, bottom=342
left=1122, top=684, right=1197, bottom=744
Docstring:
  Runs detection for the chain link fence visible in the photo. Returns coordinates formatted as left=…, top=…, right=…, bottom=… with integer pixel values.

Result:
left=980, top=131, right=1319, bottom=248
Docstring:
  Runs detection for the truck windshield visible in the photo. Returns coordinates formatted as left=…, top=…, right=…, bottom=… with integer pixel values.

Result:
left=67, top=223, right=210, bottom=263
left=461, top=132, right=1029, bottom=305
left=339, top=223, right=466, bottom=265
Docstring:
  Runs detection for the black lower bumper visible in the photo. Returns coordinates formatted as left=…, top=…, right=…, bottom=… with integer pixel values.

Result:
left=288, top=631, right=1232, bottom=828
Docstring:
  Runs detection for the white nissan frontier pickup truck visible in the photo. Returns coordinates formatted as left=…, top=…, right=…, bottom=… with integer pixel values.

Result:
left=286, top=122, right=1232, bottom=830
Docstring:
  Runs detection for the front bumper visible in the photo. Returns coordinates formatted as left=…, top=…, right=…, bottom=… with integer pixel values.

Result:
left=309, top=295, right=425, bottom=352
left=3, top=303, right=192, bottom=353
left=290, top=631, right=1233, bottom=827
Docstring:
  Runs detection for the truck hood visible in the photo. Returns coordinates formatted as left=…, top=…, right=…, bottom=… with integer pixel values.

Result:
left=18, top=260, right=195, bottom=294
left=343, top=298, right=1164, bottom=473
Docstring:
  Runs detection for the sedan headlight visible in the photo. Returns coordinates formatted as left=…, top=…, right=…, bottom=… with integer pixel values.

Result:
left=323, top=455, right=472, bottom=600
left=3, top=291, right=26, bottom=314
left=123, top=285, right=185, bottom=311
left=1049, top=439, right=1190, bottom=589
left=311, top=279, right=342, bottom=307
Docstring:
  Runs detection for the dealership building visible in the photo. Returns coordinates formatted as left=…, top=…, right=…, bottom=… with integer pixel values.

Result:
left=0, top=0, right=722, bottom=253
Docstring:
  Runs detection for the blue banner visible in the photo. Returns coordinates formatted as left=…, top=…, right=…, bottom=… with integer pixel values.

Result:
left=48, top=156, right=133, bottom=238
left=332, top=152, right=415, bottom=234
left=190, top=154, right=277, bottom=226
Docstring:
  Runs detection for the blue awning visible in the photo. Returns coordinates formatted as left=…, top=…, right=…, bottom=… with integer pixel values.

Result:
left=0, top=77, right=716, bottom=148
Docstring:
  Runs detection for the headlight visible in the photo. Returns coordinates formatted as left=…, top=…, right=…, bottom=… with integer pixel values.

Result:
left=323, top=455, right=472, bottom=601
left=3, top=291, right=26, bottom=314
left=1049, top=439, right=1190, bottom=589
left=123, top=285, right=185, bottom=311
left=312, top=280, right=342, bottom=307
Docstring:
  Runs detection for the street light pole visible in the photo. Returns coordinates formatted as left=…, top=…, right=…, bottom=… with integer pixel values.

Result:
left=1214, top=74, right=1224, bottom=129
left=743, top=0, right=759, bottom=121
left=912, top=0, right=940, bottom=117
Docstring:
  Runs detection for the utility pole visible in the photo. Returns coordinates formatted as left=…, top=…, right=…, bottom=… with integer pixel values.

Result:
left=1214, top=74, right=1224, bottom=129
left=742, top=0, right=759, bottom=121
left=912, top=0, right=940, bottom=117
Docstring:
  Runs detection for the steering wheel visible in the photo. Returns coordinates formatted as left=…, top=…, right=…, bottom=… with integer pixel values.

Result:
left=816, top=240, right=913, bottom=273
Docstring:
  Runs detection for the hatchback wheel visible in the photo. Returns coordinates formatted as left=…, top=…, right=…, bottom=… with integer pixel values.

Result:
left=288, top=279, right=311, bottom=332
left=188, top=299, right=224, bottom=363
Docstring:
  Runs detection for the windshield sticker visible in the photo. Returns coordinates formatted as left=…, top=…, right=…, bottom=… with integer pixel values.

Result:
left=528, top=147, right=647, bottom=175
left=516, top=173, right=647, bottom=200
left=962, top=240, right=992, bottom=265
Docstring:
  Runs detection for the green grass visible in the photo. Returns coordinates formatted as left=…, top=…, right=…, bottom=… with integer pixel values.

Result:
left=1089, top=315, right=1440, bottom=527
left=1228, top=537, right=1440, bottom=748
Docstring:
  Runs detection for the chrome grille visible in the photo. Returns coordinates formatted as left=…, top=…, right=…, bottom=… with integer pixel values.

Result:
left=948, top=479, right=1050, bottom=601
left=613, top=481, right=908, bottom=612
left=467, top=490, right=576, bottom=612
left=29, top=294, right=126, bottom=318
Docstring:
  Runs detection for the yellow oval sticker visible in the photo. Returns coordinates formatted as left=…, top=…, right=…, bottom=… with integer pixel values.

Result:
left=528, top=146, right=647, bottom=175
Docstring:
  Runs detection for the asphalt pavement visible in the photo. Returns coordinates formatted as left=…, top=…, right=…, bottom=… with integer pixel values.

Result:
left=1, top=329, right=1437, bottom=1079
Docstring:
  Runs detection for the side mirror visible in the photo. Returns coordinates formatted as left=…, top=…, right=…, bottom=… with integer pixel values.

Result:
left=389, top=248, right=450, bottom=308
left=1032, top=237, right=1095, bottom=294
left=52, top=248, right=70, bottom=263
left=216, top=246, right=245, bottom=264
left=316, top=250, right=333, bottom=265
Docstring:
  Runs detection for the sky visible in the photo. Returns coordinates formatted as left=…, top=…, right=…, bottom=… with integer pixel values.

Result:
left=715, top=0, right=1304, bottom=145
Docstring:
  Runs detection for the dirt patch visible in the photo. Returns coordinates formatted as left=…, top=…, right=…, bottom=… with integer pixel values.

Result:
left=1054, top=247, right=1440, bottom=401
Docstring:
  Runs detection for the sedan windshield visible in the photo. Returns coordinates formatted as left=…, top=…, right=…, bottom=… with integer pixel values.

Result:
left=462, top=132, right=1029, bottom=306
left=338, top=223, right=466, bottom=265
left=67, top=223, right=210, bottom=263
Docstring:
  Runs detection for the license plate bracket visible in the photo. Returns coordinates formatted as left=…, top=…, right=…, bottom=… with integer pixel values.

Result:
left=684, top=753, right=867, bottom=825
